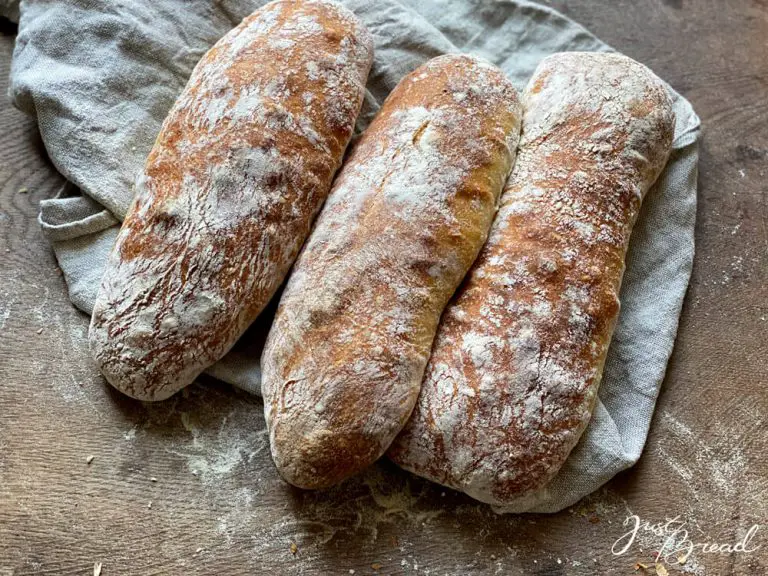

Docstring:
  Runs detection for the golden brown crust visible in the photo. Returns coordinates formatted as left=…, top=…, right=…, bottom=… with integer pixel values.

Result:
left=388, top=52, right=675, bottom=506
left=88, top=0, right=373, bottom=400
left=262, top=54, right=522, bottom=489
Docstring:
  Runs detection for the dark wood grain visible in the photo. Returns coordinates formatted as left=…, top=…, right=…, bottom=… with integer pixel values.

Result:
left=1, top=1, right=766, bottom=574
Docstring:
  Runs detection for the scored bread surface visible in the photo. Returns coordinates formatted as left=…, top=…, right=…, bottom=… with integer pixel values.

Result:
left=262, top=54, right=523, bottom=489
left=88, top=0, right=373, bottom=401
left=388, top=52, right=675, bottom=506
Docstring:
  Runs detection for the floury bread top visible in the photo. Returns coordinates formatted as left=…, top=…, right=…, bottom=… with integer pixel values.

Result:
left=262, top=54, right=523, bottom=489
left=389, top=52, right=675, bottom=507
left=88, top=0, right=373, bottom=401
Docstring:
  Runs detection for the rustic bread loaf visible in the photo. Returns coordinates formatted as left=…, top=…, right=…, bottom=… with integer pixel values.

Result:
left=88, top=0, right=373, bottom=401
left=262, top=54, right=523, bottom=489
left=388, top=52, right=675, bottom=506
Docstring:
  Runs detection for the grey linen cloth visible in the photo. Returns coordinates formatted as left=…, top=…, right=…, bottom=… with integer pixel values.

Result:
left=4, top=0, right=700, bottom=513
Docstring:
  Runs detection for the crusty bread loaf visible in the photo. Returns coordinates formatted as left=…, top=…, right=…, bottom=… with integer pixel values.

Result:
left=262, top=54, right=523, bottom=489
left=88, top=0, right=373, bottom=401
left=388, top=52, right=675, bottom=506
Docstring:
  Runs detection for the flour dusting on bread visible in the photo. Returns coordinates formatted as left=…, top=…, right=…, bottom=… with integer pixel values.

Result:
left=262, top=54, right=523, bottom=489
left=89, top=0, right=373, bottom=400
left=389, top=52, right=675, bottom=506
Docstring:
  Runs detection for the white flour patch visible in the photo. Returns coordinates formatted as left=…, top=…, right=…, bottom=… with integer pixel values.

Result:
left=657, top=411, right=749, bottom=499
left=0, top=290, right=14, bottom=330
left=172, top=410, right=269, bottom=488
left=653, top=407, right=766, bottom=550
left=216, top=486, right=258, bottom=547
left=33, top=286, right=51, bottom=324
left=0, top=437, right=8, bottom=486
left=259, top=467, right=449, bottom=560
left=43, top=310, right=105, bottom=413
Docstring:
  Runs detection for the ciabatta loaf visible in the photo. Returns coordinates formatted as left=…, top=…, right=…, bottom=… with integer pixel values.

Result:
left=389, top=52, right=675, bottom=506
left=262, top=54, right=523, bottom=489
left=89, top=0, right=373, bottom=400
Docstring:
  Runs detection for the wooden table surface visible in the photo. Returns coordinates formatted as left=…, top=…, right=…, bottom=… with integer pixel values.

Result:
left=1, top=1, right=766, bottom=574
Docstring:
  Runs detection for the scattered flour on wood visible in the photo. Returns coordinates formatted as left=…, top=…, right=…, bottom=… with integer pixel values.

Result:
left=652, top=406, right=766, bottom=572
left=171, top=409, right=269, bottom=487
left=0, top=290, right=14, bottom=330
left=655, top=410, right=757, bottom=508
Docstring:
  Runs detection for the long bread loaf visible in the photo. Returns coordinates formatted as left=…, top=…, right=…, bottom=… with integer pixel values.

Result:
left=262, top=54, right=523, bottom=489
left=388, top=52, right=675, bottom=506
left=88, top=0, right=373, bottom=400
